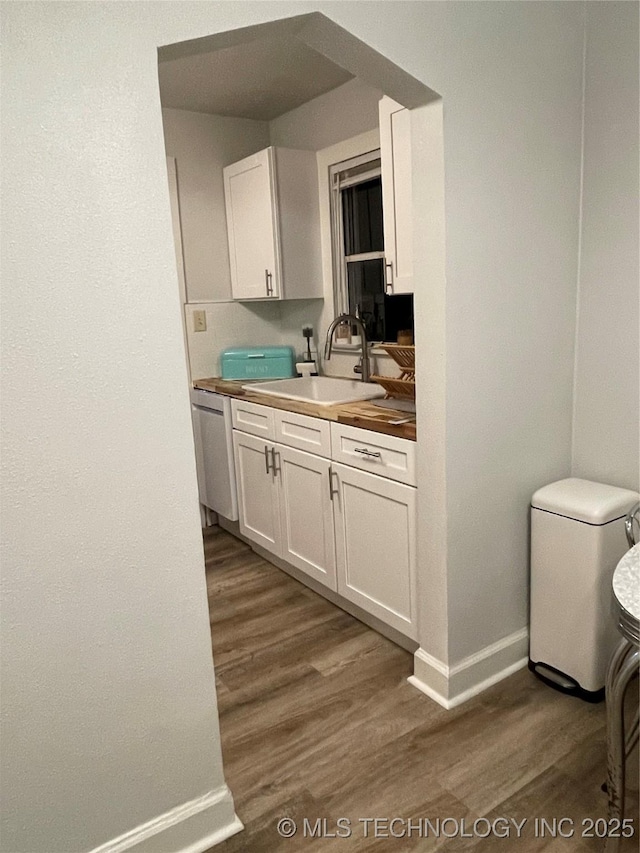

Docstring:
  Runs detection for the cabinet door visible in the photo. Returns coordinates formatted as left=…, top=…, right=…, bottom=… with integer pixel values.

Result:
left=223, top=148, right=281, bottom=300
left=276, top=444, right=336, bottom=590
left=232, top=430, right=281, bottom=556
left=332, top=461, right=417, bottom=638
left=379, top=96, right=413, bottom=295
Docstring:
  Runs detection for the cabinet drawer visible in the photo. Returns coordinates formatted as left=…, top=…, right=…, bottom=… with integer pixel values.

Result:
left=330, top=423, right=416, bottom=486
left=275, top=410, right=331, bottom=458
left=231, top=399, right=275, bottom=440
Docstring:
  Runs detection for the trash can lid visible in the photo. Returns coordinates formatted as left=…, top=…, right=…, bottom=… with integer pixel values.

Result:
left=531, top=478, right=639, bottom=525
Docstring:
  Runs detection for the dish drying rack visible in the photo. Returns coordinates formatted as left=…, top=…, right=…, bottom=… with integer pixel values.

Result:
left=370, top=345, right=415, bottom=399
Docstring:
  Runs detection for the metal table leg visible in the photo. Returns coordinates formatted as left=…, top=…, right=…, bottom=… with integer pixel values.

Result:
left=604, top=640, right=639, bottom=853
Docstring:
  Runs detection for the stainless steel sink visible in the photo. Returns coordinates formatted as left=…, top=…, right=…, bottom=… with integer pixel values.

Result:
left=242, top=376, right=385, bottom=406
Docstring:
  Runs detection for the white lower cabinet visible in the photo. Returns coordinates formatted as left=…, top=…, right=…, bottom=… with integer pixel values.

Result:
left=332, top=462, right=417, bottom=640
left=277, top=444, right=336, bottom=589
left=232, top=409, right=417, bottom=641
left=233, top=430, right=281, bottom=554
left=232, top=430, right=337, bottom=590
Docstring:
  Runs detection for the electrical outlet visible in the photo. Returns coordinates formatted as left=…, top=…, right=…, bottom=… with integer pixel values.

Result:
left=193, top=310, right=207, bottom=333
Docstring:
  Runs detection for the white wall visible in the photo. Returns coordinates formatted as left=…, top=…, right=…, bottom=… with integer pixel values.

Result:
left=571, top=1, right=640, bottom=492
left=2, top=1, right=629, bottom=850
left=162, top=108, right=269, bottom=302
left=410, top=0, right=585, bottom=664
left=1, top=5, right=248, bottom=853
left=163, top=109, right=308, bottom=380
left=270, top=77, right=385, bottom=378
left=269, top=76, right=382, bottom=150
left=169, top=78, right=384, bottom=381
left=185, top=301, right=279, bottom=380
left=185, top=299, right=324, bottom=379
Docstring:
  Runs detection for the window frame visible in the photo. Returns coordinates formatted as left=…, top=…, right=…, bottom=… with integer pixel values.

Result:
left=329, top=150, right=383, bottom=321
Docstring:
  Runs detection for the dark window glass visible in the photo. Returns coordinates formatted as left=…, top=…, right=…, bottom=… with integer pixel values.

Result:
left=383, top=293, right=414, bottom=343
left=346, top=263, right=414, bottom=342
left=341, top=178, right=383, bottom=255
left=347, top=259, right=385, bottom=340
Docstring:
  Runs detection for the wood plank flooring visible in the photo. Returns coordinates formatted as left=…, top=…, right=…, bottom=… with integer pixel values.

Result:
left=203, top=527, right=638, bottom=852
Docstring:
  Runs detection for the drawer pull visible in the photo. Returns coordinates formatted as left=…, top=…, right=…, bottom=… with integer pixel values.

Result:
left=353, top=447, right=382, bottom=459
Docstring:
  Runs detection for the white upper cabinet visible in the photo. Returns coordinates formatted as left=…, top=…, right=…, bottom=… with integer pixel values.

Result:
left=379, top=96, right=414, bottom=295
left=223, top=147, right=323, bottom=301
left=223, top=148, right=279, bottom=300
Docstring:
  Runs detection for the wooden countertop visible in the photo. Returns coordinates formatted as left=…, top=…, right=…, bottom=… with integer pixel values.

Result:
left=192, top=377, right=417, bottom=441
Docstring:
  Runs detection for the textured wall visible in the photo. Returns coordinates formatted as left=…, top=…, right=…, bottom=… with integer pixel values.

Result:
left=571, top=1, right=640, bottom=492
left=406, top=0, right=585, bottom=660
left=0, top=4, right=245, bottom=852
left=162, top=108, right=270, bottom=303
left=269, top=77, right=382, bottom=150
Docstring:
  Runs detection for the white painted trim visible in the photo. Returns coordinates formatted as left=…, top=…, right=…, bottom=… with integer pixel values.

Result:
left=449, top=627, right=529, bottom=679
left=407, top=675, right=449, bottom=708
left=316, top=129, right=381, bottom=327
left=409, top=628, right=529, bottom=709
left=88, top=786, right=243, bottom=853
left=166, top=156, right=187, bottom=306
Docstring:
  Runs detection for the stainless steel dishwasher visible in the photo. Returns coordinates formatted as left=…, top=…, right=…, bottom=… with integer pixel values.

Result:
left=190, top=389, right=238, bottom=521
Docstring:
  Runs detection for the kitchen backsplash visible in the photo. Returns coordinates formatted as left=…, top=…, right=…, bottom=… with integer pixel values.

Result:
left=185, top=300, right=399, bottom=382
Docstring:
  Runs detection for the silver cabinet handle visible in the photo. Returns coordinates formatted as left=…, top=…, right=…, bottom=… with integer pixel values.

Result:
left=271, top=447, right=280, bottom=476
left=385, top=262, right=394, bottom=294
left=265, top=269, right=273, bottom=297
left=353, top=447, right=382, bottom=459
left=264, top=445, right=271, bottom=474
left=328, top=469, right=339, bottom=501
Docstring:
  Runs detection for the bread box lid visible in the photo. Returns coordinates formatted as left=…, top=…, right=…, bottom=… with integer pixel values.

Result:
left=222, top=346, right=293, bottom=361
left=531, top=478, right=639, bottom=525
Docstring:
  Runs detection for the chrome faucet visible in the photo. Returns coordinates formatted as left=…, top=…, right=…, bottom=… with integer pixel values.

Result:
left=324, top=314, right=371, bottom=383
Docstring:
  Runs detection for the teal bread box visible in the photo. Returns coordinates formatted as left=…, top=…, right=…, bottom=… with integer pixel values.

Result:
left=220, top=346, right=296, bottom=381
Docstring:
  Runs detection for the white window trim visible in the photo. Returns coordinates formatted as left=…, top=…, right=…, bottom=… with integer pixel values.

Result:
left=329, top=150, right=382, bottom=319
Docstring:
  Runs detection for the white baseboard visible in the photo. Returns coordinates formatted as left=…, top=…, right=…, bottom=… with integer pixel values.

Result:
left=88, top=786, right=243, bottom=853
left=408, top=628, right=529, bottom=709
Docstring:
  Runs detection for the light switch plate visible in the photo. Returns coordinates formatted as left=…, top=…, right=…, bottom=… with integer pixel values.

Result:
left=193, top=310, right=207, bottom=332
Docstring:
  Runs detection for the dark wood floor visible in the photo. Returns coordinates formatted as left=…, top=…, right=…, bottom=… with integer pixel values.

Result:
left=204, top=527, right=638, bottom=852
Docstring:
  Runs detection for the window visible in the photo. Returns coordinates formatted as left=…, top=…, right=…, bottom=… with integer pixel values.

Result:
left=330, top=151, right=413, bottom=343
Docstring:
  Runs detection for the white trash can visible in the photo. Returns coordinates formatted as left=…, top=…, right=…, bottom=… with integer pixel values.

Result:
left=529, top=478, right=639, bottom=701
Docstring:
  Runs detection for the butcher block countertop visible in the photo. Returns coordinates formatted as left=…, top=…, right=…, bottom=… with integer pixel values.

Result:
left=192, top=377, right=417, bottom=441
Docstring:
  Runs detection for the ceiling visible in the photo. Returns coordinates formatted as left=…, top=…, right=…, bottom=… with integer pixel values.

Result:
left=158, top=36, right=354, bottom=121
